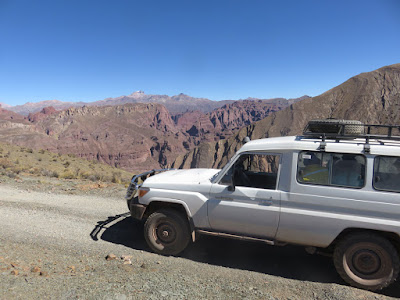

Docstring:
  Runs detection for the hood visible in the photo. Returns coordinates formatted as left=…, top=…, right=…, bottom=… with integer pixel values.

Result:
left=143, top=168, right=220, bottom=186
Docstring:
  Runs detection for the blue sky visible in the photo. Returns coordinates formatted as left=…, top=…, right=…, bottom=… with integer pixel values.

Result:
left=0, top=0, right=399, bottom=106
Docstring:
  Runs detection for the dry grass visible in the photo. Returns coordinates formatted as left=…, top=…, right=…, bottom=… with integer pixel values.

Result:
left=0, top=143, right=134, bottom=184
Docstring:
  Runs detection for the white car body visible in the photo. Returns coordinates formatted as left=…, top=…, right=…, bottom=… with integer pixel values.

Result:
left=133, top=136, right=400, bottom=247
left=126, top=128, right=400, bottom=291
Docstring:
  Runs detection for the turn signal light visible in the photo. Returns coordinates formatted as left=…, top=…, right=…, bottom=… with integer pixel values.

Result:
left=138, top=188, right=149, bottom=198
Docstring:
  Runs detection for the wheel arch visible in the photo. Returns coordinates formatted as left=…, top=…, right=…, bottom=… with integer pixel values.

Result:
left=329, top=228, right=400, bottom=254
left=143, top=200, right=196, bottom=242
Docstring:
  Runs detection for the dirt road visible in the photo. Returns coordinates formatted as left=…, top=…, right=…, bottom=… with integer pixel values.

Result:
left=0, top=180, right=399, bottom=299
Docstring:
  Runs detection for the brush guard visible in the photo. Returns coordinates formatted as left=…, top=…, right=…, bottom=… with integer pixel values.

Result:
left=125, top=168, right=174, bottom=200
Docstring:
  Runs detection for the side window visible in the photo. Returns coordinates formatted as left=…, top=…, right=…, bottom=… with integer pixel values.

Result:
left=219, top=153, right=280, bottom=190
left=331, top=154, right=365, bottom=187
left=297, top=151, right=365, bottom=188
left=297, top=152, right=330, bottom=184
left=373, top=156, right=400, bottom=192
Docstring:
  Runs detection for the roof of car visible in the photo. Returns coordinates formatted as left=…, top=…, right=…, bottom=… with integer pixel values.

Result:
left=237, top=135, right=400, bottom=156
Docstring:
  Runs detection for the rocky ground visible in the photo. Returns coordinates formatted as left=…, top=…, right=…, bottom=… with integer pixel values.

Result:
left=0, top=174, right=399, bottom=299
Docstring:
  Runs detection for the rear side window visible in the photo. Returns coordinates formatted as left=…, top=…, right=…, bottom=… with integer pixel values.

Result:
left=373, top=156, right=400, bottom=193
left=297, top=151, right=365, bottom=188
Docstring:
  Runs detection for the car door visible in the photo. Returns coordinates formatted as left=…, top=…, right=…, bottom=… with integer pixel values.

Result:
left=207, top=152, right=281, bottom=239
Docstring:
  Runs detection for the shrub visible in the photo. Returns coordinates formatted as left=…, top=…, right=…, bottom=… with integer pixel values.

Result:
left=79, top=171, right=91, bottom=179
left=29, top=167, right=41, bottom=175
left=111, top=172, right=122, bottom=184
left=0, top=158, right=13, bottom=169
left=10, top=165, right=24, bottom=174
left=5, top=171, right=17, bottom=178
left=60, top=170, right=75, bottom=179
left=88, top=174, right=101, bottom=182
left=41, top=169, right=59, bottom=178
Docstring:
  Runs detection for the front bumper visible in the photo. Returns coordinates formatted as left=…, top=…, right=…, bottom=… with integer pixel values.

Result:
left=125, top=168, right=174, bottom=219
left=129, top=202, right=147, bottom=220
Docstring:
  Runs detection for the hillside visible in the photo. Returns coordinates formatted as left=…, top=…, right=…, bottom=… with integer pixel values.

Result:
left=171, top=63, right=400, bottom=169
left=173, top=96, right=308, bottom=140
left=0, top=141, right=132, bottom=183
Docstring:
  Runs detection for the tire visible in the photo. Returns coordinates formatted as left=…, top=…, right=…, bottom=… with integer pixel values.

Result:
left=307, top=119, right=364, bottom=135
left=144, top=209, right=191, bottom=256
left=333, top=233, right=400, bottom=291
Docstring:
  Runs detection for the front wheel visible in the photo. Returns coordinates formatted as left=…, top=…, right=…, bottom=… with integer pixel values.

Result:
left=144, top=209, right=191, bottom=256
left=333, top=233, right=400, bottom=290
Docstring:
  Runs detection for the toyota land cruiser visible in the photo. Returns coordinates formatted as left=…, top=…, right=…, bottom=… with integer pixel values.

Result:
left=126, top=120, right=400, bottom=291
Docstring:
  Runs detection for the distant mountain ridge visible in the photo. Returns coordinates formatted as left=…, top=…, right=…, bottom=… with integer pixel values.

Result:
left=171, top=63, right=400, bottom=169
left=92, top=91, right=235, bottom=114
left=5, top=91, right=307, bottom=116
left=5, top=92, right=232, bottom=115
left=0, top=102, right=12, bottom=108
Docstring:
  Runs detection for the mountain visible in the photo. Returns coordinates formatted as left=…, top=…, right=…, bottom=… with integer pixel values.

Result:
left=0, top=102, right=12, bottom=109
left=7, top=100, right=86, bottom=116
left=27, top=106, right=58, bottom=122
left=5, top=92, right=234, bottom=116
left=0, top=107, right=27, bottom=122
left=91, top=91, right=235, bottom=114
left=171, top=63, right=400, bottom=169
left=172, top=96, right=308, bottom=141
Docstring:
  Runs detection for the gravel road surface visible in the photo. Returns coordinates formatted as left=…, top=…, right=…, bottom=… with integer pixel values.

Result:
left=0, top=178, right=399, bottom=299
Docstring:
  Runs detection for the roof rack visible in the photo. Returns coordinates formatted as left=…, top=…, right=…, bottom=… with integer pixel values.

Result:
left=302, top=121, right=400, bottom=153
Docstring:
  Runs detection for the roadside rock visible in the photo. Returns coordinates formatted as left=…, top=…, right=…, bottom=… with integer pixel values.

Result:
left=105, top=253, right=117, bottom=261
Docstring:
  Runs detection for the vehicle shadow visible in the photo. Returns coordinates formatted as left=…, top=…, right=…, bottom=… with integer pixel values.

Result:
left=91, top=214, right=400, bottom=298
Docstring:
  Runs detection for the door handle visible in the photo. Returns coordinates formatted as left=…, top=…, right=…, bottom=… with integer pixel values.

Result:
left=215, top=196, right=234, bottom=201
left=259, top=199, right=273, bottom=206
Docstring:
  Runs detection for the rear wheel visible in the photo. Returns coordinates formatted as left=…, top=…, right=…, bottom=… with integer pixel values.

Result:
left=333, top=233, right=399, bottom=290
left=144, top=209, right=190, bottom=256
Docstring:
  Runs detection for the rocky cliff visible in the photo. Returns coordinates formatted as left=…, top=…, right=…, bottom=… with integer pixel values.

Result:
left=171, top=63, right=400, bottom=169
left=172, top=96, right=308, bottom=141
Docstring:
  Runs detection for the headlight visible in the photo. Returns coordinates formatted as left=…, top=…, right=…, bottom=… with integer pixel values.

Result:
left=138, top=188, right=149, bottom=198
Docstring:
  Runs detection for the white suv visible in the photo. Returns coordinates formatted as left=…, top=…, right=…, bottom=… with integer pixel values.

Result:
left=126, top=120, right=400, bottom=291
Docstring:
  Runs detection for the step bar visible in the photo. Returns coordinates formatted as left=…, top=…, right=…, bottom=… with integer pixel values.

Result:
left=196, top=229, right=275, bottom=245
